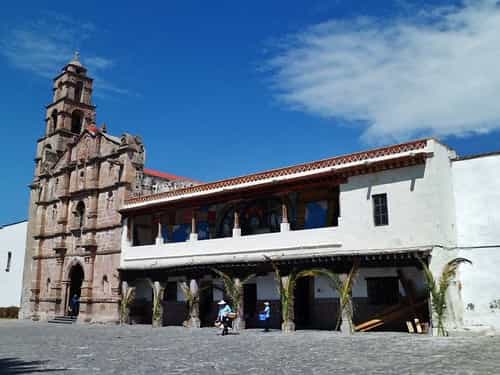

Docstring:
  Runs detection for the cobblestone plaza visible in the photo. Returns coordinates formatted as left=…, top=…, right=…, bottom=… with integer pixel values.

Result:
left=1, top=321, right=499, bottom=374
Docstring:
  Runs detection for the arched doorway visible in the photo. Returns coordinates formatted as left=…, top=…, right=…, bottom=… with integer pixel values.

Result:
left=67, top=263, right=84, bottom=316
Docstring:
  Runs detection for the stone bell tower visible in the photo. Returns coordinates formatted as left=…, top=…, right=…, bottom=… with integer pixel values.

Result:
left=19, top=53, right=96, bottom=319
left=39, top=52, right=96, bottom=171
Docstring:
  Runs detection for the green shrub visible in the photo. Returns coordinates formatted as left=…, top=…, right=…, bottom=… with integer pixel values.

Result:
left=0, top=306, right=19, bottom=319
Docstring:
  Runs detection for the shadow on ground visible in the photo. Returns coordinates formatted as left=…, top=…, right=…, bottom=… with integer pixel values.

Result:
left=0, top=357, right=65, bottom=374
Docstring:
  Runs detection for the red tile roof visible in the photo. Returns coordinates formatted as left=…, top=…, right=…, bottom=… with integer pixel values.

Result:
left=126, top=139, right=428, bottom=207
left=143, top=168, right=200, bottom=183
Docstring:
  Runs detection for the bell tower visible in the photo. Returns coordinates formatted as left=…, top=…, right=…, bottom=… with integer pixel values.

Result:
left=38, top=52, right=96, bottom=170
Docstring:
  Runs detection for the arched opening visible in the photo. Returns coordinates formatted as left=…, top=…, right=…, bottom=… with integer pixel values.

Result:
left=240, top=199, right=282, bottom=236
left=74, top=81, right=83, bottom=103
left=68, top=263, right=84, bottom=316
left=50, top=109, right=57, bottom=132
left=71, top=110, right=83, bottom=134
left=75, top=201, right=85, bottom=230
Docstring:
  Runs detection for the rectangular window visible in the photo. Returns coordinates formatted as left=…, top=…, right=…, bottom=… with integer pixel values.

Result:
left=372, top=193, right=389, bottom=226
left=165, top=282, right=178, bottom=302
left=5, top=251, right=12, bottom=272
left=366, top=277, right=399, bottom=305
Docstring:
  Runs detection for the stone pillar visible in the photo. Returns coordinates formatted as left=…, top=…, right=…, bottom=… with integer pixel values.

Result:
left=232, top=211, right=241, bottom=237
left=155, top=218, right=163, bottom=245
left=189, top=211, right=198, bottom=241
left=152, top=281, right=164, bottom=328
left=281, top=275, right=295, bottom=333
left=280, top=202, right=290, bottom=232
left=233, top=277, right=245, bottom=331
left=186, top=279, right=200, bottom=328
left=53, top=254, right=66, bottom=315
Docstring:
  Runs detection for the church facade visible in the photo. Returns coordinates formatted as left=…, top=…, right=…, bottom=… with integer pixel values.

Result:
left=19, top=56, right=196, bottom=322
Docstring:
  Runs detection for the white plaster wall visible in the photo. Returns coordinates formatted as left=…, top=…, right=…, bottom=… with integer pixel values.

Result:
left=453, top=155, right=500, bottom=247
left=0, top=221, right=28, bottom=307
left=338, top=139, right=456, bottom=251
left=453, top=154, right=500, bottom=330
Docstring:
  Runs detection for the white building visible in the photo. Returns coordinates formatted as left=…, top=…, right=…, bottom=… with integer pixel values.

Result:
left=83, top=138, right=500, bottom=332
left=453, top=152, right=500, bottom=330
left=0, top=220, right=28, bottom=308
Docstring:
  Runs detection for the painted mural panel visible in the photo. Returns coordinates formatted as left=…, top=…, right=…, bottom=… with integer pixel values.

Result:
left=304, top=200, right=328, bottom=229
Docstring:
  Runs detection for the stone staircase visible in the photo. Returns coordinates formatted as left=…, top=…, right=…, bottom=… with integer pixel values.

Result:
left=48, top=316, right=77, bottom=325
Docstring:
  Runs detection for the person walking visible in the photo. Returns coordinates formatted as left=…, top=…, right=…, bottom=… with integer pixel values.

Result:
left=262, top=301, right=271, bottom=332
left=70, top=294, right=80, bottom=317
left=216, top=300, right=232, bottom=336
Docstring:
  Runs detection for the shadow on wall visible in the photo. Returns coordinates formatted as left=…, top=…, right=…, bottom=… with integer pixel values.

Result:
left=341, top=164, right=426, bottom=193
left=0, top=357, right=66, bottom=374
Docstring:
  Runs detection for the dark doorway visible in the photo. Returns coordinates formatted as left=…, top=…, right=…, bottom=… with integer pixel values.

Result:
left=199, top=280, right=214, bottom=327
left=243, top=284, right=257, bottom=328
left=68, top=263, right=84, bottom=316
left=294, top=276, right=313, bottom=329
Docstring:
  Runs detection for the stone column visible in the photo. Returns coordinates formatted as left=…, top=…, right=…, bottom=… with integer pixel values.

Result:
left=281, top=275, right=295, bottom=333
left=155, top=217, right=163, bottom=245
left=78, top=255, right=96, bottom=323
left=280, top=202, right=290, bottom=232
left=186, top=279, right=200, bottom=328
left=152, top=281, right=164, bottom=328
left=189, top=211, right=198, bottom=241
left=232, top=211, right=241, bottom=237
left=233, top=277, right=245, bottom=331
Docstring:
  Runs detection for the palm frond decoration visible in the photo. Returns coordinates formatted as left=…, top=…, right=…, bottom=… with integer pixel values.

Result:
left=337, top=262, right=359, bottom=332
left=418, top=256, right=471, bottom=336
left=212, top=269, right=255, bottom=310
left=147, top=280, right=164, bottom=325
left=296, top=264, right=358, bottom=332
left=120, top=286, right=135, bottom=325
left=265, top=256, right=297, bottom=331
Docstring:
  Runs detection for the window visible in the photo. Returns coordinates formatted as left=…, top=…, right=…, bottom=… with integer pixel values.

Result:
left=71, top=110, right=83, bottom=134
left=366, top=277, right=399, bottom=305
left=372, top=193, right=388, bottom=226
left=165, top=282, right=178, bottom=302
left=76, top=201, right=85, bottom=229
left=74, top=81, right=83, bottom=103
left=50, top=109, right=58, bottom=132
left=5, top=251, right=12, bottom=272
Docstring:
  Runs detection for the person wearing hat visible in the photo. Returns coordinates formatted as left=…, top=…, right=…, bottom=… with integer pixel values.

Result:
left=217, top=300, right=232, bottom=336
left=261, top=301, right=271, bottom=332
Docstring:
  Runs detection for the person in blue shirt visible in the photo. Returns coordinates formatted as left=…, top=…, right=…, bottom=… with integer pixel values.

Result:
left=70, top=294, right=80, bottom=317
left=217, top=300, right=232, bottom=336
left=262, top=301, right=271, bottom=332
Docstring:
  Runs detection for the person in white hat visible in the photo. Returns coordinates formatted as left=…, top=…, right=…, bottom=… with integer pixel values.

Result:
left=260, top=301, right=271, bottom=332
left=216, top=300, right=232, bottom=336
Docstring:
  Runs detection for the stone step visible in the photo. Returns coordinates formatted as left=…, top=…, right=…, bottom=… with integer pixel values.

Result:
left=48, top=316, right=77, bottom=324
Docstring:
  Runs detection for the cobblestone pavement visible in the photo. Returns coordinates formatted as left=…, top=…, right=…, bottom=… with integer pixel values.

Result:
left=0, top=320, right=499, bottom=374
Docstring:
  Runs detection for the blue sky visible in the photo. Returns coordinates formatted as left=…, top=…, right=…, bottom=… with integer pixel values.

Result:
left=2, top=0, right=500, bottom=224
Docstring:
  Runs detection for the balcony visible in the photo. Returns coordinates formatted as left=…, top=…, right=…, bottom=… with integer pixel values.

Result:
left=121, top=226, right=342, bottom=270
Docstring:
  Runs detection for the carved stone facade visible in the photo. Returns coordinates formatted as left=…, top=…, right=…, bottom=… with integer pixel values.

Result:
left=19, top=56, right=196, bottom=322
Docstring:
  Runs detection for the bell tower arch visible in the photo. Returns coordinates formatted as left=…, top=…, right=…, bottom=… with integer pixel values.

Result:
left=37, top=52, right=96, bottom=170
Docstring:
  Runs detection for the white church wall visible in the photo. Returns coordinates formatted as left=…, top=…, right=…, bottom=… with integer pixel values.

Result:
left=0, top=221, right=27, bottom=308
left=453, top=153, right=500, bottom=330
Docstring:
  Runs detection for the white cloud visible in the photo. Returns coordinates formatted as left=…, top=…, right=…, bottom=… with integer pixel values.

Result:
left=0, top=12, right=131, bottom=96
left=266, top=0, right=500, bottom=141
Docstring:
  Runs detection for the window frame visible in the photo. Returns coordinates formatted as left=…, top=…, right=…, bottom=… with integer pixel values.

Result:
left=372, top=193, right=389, bottom=226
left=6, top=251, right=12, bottom=272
